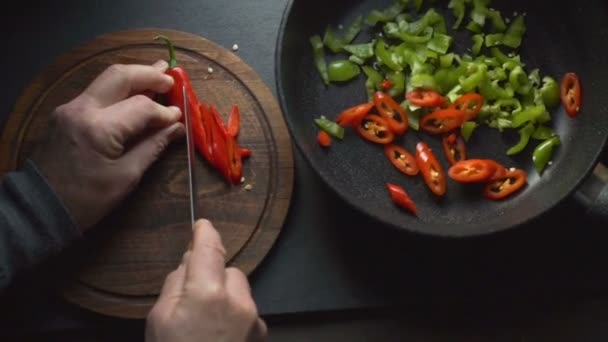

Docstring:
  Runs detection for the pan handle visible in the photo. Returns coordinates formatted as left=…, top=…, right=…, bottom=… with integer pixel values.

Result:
left=573, top=157, right=608, bottom=222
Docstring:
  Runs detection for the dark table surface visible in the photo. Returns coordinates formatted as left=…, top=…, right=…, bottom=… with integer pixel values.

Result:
left=2, top=0, right=608, bottom=340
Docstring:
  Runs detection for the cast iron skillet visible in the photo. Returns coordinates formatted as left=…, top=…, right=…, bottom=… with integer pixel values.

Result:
left=276, top=0, right=608, bottom=237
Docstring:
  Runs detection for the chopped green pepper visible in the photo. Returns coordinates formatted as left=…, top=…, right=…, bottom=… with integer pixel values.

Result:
left=387, top=71, right=406, bottom=98
left=375, top=40, right=403, bottom=71
left=466, top=21, right=483, bottom=34
left=427, top=33, right=453, bottom=54
left=343, top=16, right=363, bottom=45
left=366, top=1, right=407, bottom=25
left=448, top=0, right=466, bottom=29
left=385, top=23, right=434, bottom=44
left=539, top=76, right=560, bottom=108
left=485, top=33, right=504, bottom=47
left=490, top=47, right=522, bottom=67
left=472, top=34, right=484, bottom=56
left=362, top=65, right=383, bottom=89
left=439, top=53, right=455, bottom=68
left=508, top=66, right=532, bottom=95
left=310, top=35, right=329, bottom=85
left=461, top=121, right=478, bottom=142
left=323, top=27, right=344, bottom=53
left=328, top=60, right=361, bottom=82
left=315, top=117, right=345, bottom=139
left=401, top=100, right=421, bottom=130
left=507, top=122, right=535, bottom=155
left=487, top=9, right=506, bottom=32
left=532, top=125, right=556, bottom=140
left=502, top=15, right=526, bottom=49
left=344, top=42, right=375, bottom=60
left=533, top=136, right=560, bottom=175
left=511, top=104, right=546, bottom=128
left=411, top=73, right=438, bottom=90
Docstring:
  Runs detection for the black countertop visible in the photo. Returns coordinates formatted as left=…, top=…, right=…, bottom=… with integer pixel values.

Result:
left=2, top=0, right=608, bottom=338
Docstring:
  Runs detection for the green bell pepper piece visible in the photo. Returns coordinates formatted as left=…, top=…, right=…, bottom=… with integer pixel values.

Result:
left=539, top=76, right=560, bottom=108
left=448, top=0, right=467, bottom=29
left=511, top=105, right=547, bottom=128
left=533, top=136, right=561, bottom=175
left=479, top=79, right=514, bottom=101
left=349, top=55, right=366, bottom=65
left=439, top=53, right=455, bottom=68
left=472, top=34, right=484, bottom=56
left=466, top=21, right=483, bottom=34
left=375, top=40, right=403, bottom=71
left=385, top=23, right=434, bottom=44
left=507, top=122, right=535, bottom=156
left=490, top=47, right=522, bottom=67
left=365, top=78, right=376, bottom=101
left=427, top=33, right=453, bottom=54
left=487, top=9, right=506, bottom=32
left=343, top=16, right=363, bottom=45
left=362, top=66, right=383, bottom=89
left=509, top=66, right=532, bottom=95
left=487, top=67, right=507, bottom=81
left=310, top=35, right=329, bottom=85
left=528, top=68, right=541, bottom=87
left=461, top=121, right=478, bottom=142
left=366, top=2, right=406, bottom=25
left=315, top=117, right=345, bottom=139
left=387, top=71, right=406, bottom=98
left=459, top=63, right=487, bottom=92
left=485, top=33, right=504, bottom=47
left=532, top=125, right=556, bottom=140
left=502, top=15, right=526, bottom=49
left=323, top=26, right=343, bottom=53
left=328, top=60, right=361, bottom=82
left=401, top=100, right=421, bottom=130
left=411, top=73, right=438, bottom=90
left=344, top=42, right=375, bottom=60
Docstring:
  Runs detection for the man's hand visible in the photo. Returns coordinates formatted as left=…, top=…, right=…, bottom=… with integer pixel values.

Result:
left=146, top=219, right=267, bottom=342
left=32, top=61, right=184, bottom=231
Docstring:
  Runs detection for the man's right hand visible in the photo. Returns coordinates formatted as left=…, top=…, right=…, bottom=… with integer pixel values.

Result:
left=145, top=219, right=267, bottom=342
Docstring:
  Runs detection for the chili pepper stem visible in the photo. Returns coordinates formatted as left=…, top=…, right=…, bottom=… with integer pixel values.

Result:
left=154, top=35, right=178, bottom=68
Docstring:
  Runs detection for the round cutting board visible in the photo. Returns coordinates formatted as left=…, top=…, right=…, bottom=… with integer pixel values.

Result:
left=0, top=28, right=294, bottom=318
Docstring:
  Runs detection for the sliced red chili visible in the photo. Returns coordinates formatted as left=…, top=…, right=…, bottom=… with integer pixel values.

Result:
left=448, top=159, right=498, bottom=183
left=452, top=93, right=484, bottom=121
left=483, top=169, right=527, bottom=201
left=420, top=108, right=466, bottom=135
left=226, top=104, right=240, bottom=137
left=336, top=102, right=374, bottom=126
left=415, top=142, right=446, bottom=196
left=560, top=72, right=582, bottom=118
left=442, top=133, right=466, bottom=166
left=209, top=105, right=232, bottom=182
left=356, top=114, right=395, bottom=144
left=373, top=91, right=409, bottom=135
left=386, top=183, right=418, bottom=216
left=384, top=144, right=419, bottom=176
left=317, top=131, right=331, bottom=148
left=239, top=148, right=252, bottom=158
left=381, top=79, right=394, bottom=90
left=484, top=160, right=507, bottom=181
left=406, top=90, right=445, bottom=107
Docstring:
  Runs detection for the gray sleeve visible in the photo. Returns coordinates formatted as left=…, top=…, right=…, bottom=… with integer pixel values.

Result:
left=0, top=159, right=81, bottom=291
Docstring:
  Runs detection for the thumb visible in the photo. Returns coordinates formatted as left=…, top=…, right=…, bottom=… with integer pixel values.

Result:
left=120, top=122, right=185, bottom=173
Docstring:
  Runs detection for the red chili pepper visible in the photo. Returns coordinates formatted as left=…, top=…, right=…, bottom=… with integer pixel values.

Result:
left=317, top=131, right=332, bottom=147
left=155, top=35, right=211, bottom=161
left=415, top=142, right=446, bottom=196
left=356, top=114, right=395, bottom=145
left=451, top=93, right=484, bottom=121
left=560, top=72, right=582, bottom=118
left=442, top=133, right=466, bottom=166
left=420, top=108, right=466, bottom=135
left=384, top=144, right=419, bottom=176
left=448, top=159, right=498, bottom=184
left=386, top=183, right=418, bottom=216
left=156, top=35, right=250, bottom=185
left=373, top=92, right=409, bottom=135
left=381, top=79, right=394, bottom=90
left=483, top=168, right=527, bottom=201
left=336, top=102, right=374, bottom=126
left=406, top=90, right=445, bottom=107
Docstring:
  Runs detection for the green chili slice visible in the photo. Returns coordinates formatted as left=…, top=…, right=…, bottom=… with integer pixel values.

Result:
left=315, top=117, right=345, bottom=140
left=328, top=60, right=361, bottom=82
left=507, top=122, right=535, bottom=156
left=533, top=136, right=561, bottom=175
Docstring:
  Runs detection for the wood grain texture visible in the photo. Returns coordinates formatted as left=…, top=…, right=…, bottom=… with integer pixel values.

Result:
left=0, top=28, right=294, bottom=318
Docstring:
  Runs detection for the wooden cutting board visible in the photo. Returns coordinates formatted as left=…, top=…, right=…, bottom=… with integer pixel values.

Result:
left=0, top=28, right=294, bottom=318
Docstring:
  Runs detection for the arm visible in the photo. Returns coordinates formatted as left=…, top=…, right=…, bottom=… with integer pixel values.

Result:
left=0, top=160, right=79, bottom=290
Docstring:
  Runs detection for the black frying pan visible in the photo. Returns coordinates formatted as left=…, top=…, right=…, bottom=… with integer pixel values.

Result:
left=276, top=0, right=608, bottom=237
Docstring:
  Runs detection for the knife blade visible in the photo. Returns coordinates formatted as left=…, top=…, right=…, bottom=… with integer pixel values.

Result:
left=183, top=86, right=197, bottom=225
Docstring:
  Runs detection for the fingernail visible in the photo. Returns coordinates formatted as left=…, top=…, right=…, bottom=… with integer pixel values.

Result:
left=153, top=59, right=169, bottom=70
left=169, top=123, right=185, bottom=140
